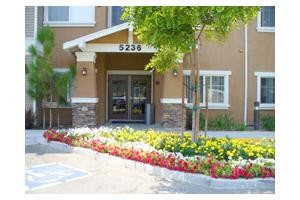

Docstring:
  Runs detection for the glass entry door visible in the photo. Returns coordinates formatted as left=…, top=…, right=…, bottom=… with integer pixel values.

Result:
left=130, top=75, right=151, bottom=120
left=108, top=74, right=151, bottom=121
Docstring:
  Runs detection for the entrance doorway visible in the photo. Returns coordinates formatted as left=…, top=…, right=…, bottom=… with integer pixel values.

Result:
left=108, top=74, right=151, bottom=121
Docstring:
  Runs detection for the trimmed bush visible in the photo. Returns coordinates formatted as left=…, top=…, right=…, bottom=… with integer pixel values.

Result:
left=261, top=115, right=275, bottom=131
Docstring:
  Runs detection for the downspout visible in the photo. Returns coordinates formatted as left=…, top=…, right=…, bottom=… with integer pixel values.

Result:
left=243, top=24, right=248, bottom=125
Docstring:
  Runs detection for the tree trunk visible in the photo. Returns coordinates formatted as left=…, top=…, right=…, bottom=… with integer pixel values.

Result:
left=42, top=97, right=46, bottom=129
left=49, top=92, right=52, bottom=128
left=205, top=77, right=209, bottom=137
left=181, top=54, right=186, bottom=139
left=191, top=49, right=197, bottom=142
left=195, top=44, right=200, bottom=138
left=57, top=106, right=60, bottom=129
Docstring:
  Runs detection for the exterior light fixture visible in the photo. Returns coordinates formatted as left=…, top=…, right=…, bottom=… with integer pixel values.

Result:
left=172, top=69, right=178, bottom=77
left=81, top=67, right=87, bottom=76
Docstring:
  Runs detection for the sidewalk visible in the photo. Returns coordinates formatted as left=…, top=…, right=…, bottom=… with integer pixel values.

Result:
left=25, top=126, right=274, bottom=145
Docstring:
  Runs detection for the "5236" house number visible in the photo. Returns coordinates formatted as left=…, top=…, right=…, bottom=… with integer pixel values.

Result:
left=119, top=44, right=142, bottom=52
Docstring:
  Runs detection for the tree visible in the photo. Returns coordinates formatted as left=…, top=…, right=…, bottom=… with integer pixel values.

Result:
left=26, top=26, right=75, bottom=129
left=123, top=6, right=260, bottom=141
left=26, top=26, right=55, bottom=129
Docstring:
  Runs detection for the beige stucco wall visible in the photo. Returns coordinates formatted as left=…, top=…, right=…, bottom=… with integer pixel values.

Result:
left=247, top=20, right=275, bottom=124
left=73, top=62, right=98, bottom=98
left=89, top=30, right=129, bottom=44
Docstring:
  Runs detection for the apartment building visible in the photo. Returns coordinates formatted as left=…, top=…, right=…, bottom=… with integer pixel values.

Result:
left=25, top=6, right=275, bottom=128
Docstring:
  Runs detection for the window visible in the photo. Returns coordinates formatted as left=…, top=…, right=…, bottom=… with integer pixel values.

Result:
left=255, top=72, right=275, bottom=109
left=48, top=6, right=69, bottom=21
left=44, top=6, right=95, bottom=27
left=257, top=6, right=275, bottom=32
left=108, top=6, right=125, bottom=27
left=184, top=70, right=231, bottom=109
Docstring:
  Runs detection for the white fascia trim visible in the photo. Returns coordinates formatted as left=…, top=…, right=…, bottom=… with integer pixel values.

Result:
left=75, top=52, right=97, bottom=63
left=255, top=72, right=275, bottom=77
left=81, top=43, right=156, bottom=53
left=43, top=22, right=96, bottom=27
left=183, top=70, right=232, bottom=76
left=160, top=98, right=188, bottom=104
left=71, top=98, right=99, bottom=103
left=53, top=68, right=70, bottom=73
left=63, top=22, right=129, bottom=50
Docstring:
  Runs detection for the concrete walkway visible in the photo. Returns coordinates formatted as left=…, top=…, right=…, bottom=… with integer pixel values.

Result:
left=26, top=124, right=274, bottom=141
left=25, top=144, right=274, bottom=194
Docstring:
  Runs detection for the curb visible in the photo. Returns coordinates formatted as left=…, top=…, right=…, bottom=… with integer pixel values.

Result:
left=39, top=139, right=275, bottom=190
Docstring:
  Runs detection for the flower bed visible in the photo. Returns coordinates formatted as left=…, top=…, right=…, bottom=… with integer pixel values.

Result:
left=43, top=128, right=275, bottom=179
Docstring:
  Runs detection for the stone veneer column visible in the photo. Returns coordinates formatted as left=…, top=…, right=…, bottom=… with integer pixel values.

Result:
left=71, top=52, right=99, bottom=127
left=160, top=57, right=187, bottom=128
left=160, top=103, right=186, bottom=128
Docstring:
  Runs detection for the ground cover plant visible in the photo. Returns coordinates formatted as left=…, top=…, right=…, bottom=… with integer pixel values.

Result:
left=43, top=127, right=275, bottom=179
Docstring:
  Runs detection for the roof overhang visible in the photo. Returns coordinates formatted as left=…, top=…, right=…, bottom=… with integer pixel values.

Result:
left=63, top=23, right=130, bottom=52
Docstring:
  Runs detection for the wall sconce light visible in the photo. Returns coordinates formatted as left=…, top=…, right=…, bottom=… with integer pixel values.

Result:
left=172, top=69, right=178, bottom=77
left=81, top=67, right=87, bottom=76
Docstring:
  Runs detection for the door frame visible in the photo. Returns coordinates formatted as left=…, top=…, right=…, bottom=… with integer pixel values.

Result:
left=106, top=70, right=153, bottom=121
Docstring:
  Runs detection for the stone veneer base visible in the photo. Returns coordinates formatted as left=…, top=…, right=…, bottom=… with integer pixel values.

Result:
left=72, top=103, right=98, bottom=127
left=160, top=103, right=186, bottom=128
left=39, top=140, right=274, bottom=191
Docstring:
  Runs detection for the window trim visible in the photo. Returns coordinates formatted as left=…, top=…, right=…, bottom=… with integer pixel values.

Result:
left=183, top=70, right=231, bottom=109
left=256, top=7, right=275, bottom=33
left=107, top=6, right=125, bottom=28
left=44, top=6, right=96, bottom=27
left=255, top=72, right=275, bottom=110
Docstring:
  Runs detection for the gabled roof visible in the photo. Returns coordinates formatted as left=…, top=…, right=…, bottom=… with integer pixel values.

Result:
left=63, top=23, right=130, bottom=51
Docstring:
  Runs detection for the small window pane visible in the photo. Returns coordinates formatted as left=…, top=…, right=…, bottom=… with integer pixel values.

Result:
left=207, top=76, right=225, bottom=104
left=111, top=6, right=125, bottom=26
left=261, top=6, right=275, bottom=27
left=48, top=6, right=69, bottom=21
left=200, top=76, right=204, bottom=103
left=184, top=76, right=192, bottom=103
left=261, top=77, right=275, bottom=104
left=184, top=75, right=204, bottom=104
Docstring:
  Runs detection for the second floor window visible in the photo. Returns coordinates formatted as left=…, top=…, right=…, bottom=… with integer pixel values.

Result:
left=257, top=6, right=275, bottom=32
left=110, top=6, right=125, bottom=27
left=48, top=6, right=69, bottom=21
left=261, top=6, right=275, bottom=28
left=44, top=6, right=95, bottom=27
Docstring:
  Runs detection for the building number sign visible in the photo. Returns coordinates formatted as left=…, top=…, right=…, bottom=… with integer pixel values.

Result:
left=119, top=44, right=142, bottom=52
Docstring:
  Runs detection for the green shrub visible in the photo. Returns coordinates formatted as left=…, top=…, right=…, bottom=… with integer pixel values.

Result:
left=234, top=123, right=248, bottom=131
left=261, top=115, right=275, bottom=131
left=213, top=113, right=235, bottom=130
